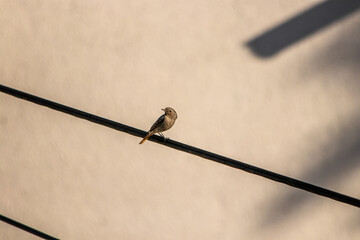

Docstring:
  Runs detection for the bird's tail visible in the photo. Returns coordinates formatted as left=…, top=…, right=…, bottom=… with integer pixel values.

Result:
left=139, top=132, right=154, bottom=144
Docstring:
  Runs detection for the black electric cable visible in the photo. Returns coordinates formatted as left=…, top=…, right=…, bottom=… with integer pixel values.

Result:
left=1, top=84, right=359, bottom=209
left=0, top=214, right=59, bottom=240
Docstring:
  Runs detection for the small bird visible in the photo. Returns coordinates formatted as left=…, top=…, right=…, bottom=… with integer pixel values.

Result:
left=139, top=107, right=177, bottom=144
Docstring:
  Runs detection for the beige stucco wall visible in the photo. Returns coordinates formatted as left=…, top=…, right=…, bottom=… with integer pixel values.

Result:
left=1, top=1, right=359, bottom=239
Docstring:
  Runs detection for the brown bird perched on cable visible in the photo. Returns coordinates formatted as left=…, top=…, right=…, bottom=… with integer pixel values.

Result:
left=139, top=107, right=177, bottom=144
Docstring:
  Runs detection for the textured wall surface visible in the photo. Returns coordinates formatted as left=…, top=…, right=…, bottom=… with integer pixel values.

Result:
left=1, top=1, right=360, bottom=239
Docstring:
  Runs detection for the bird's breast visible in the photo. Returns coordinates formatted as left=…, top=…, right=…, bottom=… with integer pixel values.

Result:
left=163, top=115, right=175, bottom=129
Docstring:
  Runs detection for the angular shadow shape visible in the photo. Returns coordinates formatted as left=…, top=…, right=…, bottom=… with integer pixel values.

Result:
left=247, top=1, right=360, bottom=58
left=259, top=16, right=360, bottom=227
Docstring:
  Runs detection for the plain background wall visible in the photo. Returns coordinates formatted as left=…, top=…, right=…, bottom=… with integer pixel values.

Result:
left=1, top=1, right=360, bottom=239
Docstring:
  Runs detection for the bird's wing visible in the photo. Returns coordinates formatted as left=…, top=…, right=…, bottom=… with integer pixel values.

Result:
left=149, top=114, right=165, bottom=132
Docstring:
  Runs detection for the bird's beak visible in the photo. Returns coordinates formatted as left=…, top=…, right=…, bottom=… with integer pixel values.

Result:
left=161, top=108, right=165, bottom=111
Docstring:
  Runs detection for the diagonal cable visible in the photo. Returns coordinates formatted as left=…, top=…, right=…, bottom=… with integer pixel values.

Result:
left=0, top=214, right=59, bottom=240
left=0, top=84, right=359, bottom=208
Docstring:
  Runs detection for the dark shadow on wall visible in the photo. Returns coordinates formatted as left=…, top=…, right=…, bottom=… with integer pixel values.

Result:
left=261, top=115, right=360, bottom=226
left=259, top=14, right=360, bottom=227
left=246, top=1, right=360, bottom=58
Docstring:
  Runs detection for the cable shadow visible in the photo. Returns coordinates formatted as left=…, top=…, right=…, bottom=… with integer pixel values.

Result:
left=246, top=1, right=360, bottom=58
